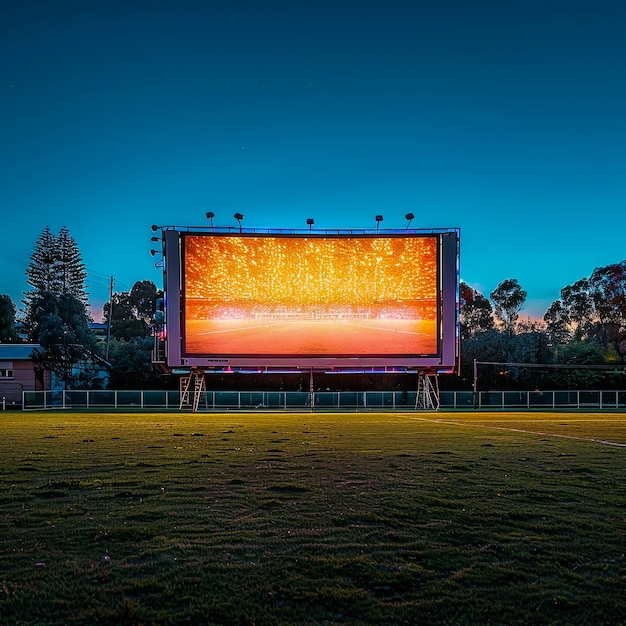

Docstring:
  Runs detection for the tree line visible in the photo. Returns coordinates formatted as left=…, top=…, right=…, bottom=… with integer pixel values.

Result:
left=0, top=227, right=624, bottom=391
left=460, top=269, right=626, bottom=390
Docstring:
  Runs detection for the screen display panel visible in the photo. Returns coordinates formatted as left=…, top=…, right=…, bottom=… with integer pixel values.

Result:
left=164, top=230, right=459, bottom=371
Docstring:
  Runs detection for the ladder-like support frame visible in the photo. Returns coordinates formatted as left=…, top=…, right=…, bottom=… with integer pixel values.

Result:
left=179, top=369, right=206, bottom=412
left=415, top=372, right=440, bottom=411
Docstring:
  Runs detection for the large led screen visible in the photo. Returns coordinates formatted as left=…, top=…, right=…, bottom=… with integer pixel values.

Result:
left=164, top=229, right=459, bottom=371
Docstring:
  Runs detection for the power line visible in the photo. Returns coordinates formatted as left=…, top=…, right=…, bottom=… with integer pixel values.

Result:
left=475, top=360, right=626, bottom=370
left=0, top=237, right=133, bottom=294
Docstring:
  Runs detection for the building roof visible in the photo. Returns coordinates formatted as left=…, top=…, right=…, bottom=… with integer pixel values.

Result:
left=0, top=344, right=40, bottom=360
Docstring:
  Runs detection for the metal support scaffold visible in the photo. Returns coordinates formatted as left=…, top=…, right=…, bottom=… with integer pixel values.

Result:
left=415, top=372, right=440, bottom=411
left=179, top=368, right=206, bottom=412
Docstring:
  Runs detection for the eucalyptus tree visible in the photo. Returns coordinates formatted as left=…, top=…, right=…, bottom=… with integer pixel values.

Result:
left=589, top=261, right=626, bottom=326
left=545, top=260, right=626, bottom=355
left=460, top=282, right=494, bottom=339
left=102, top=281, right=164, bottom=388
left=490, top=279, right=527, bottom=332
left=588, top=261, right=626, bottom=350
left=560, top=279, right=594, bottom=340
left=103, top=280, right=160, bottom=341
left=129, top=280, right=159, bottom=322
left=543, top=299, right=571, bottom=344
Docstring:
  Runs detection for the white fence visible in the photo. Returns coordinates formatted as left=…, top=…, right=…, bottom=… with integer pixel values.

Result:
left=453, top=389, right=626, bottom=410
left=16, top=389, right=626, bottom=411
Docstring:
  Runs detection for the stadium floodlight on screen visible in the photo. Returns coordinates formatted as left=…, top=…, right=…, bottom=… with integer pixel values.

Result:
left=162, top=227, right=459, bottom=374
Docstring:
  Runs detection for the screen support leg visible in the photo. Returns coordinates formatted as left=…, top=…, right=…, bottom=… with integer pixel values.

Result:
left=415, top=372, right=440, bottom=411
left=179, top=368, right=206, bottom=412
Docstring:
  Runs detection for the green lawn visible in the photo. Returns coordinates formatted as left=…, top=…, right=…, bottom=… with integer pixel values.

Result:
left=1, top=411, right=625, bottom=625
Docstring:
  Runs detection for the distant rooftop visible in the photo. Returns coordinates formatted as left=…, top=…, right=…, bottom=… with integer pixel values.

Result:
left=0, top=344, right=39, bottom=360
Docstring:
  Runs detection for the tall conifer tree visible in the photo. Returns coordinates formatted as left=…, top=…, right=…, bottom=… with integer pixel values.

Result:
left=24, top=226, right=88, bottom=302
left=56, top=226, right=88, bottom=303
left=24, top=226, right=58, bottom=295
left=23, top=226, right=91, bottom=343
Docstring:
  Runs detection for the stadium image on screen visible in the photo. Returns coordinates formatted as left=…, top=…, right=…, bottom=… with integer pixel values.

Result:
left=163, top=228, right=459, bottom=372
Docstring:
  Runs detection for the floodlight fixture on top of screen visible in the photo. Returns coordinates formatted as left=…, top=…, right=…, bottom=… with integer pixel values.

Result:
left=233, top=213, right=244, bottom=232
left=154, top=213, right=423, bottom=235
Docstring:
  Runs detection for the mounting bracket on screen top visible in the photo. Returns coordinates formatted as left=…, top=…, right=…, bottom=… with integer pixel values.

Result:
left=151, top=224, right=458, bottom=235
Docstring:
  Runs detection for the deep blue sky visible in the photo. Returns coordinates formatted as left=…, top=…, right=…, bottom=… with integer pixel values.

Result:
left=1, top=0, right=624, bottom=320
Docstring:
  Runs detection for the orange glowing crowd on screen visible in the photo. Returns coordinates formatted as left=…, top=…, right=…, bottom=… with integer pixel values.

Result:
left=184, top=235, right=438, bottom=308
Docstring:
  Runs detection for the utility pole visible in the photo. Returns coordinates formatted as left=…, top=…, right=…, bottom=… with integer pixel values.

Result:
left=105, top=276, right=114, bottom=361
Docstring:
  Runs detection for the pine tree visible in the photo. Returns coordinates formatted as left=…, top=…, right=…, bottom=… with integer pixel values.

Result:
left=56, top=226, right=88, bottom=303
left=24, top=226, right=88, bottom=303
left=23, top=226, right=102, bottom=388
left=23, top=226, right=91, bottom=342
left=24, top=226, right=58, bottom=295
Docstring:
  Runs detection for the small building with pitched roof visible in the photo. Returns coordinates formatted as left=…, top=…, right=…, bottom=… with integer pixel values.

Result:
left=0, top=344, right=51, bottom=408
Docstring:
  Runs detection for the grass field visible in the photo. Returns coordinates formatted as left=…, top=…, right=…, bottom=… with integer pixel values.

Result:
left=1, top=410, right=625, bottom=625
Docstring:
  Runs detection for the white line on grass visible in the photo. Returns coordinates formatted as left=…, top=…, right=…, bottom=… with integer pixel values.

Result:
left=403, top=415, right=626, bottom=447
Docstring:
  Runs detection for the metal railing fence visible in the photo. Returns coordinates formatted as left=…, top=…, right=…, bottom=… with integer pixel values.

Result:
left=18, top=389, right=626, bottom=411
left=441, top=389, right=626, bottom=410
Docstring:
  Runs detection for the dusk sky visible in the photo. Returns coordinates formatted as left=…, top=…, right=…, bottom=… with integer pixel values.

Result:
left=1, top=0, right=624, bottom=321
